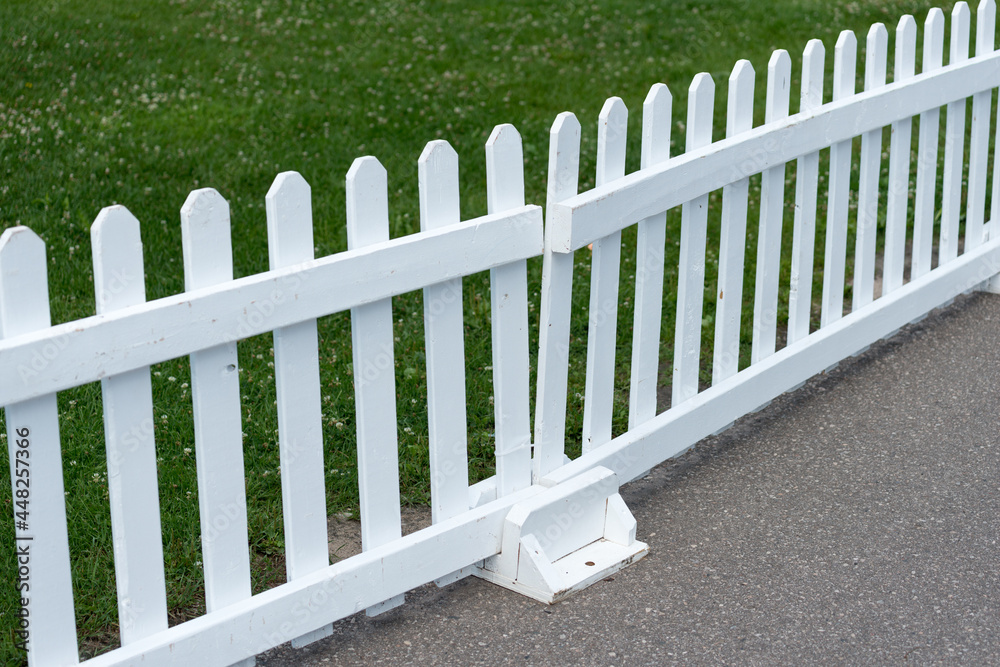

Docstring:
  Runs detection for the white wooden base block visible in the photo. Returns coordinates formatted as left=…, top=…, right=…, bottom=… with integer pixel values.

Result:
left=475, top=466, right=647, bottom=604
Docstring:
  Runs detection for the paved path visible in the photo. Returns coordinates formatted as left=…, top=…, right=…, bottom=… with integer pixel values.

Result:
left=259, top=292, right=1000, bottom=666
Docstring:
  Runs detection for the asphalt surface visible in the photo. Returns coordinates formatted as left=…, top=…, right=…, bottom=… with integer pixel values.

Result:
left=258, top=291, right=1000, bottom=666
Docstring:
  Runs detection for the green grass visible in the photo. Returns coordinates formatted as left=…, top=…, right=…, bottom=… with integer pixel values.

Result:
left=0, top=0, right=972, bottom=662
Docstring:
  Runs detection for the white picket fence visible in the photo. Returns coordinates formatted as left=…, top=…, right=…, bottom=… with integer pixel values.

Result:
left=536, top=0, right=1000, bottom=489
left=4, top=1, right=1000, bottom=665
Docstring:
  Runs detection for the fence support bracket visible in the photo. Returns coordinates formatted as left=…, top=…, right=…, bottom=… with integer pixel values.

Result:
left=475, top=466, right=647, bottom=604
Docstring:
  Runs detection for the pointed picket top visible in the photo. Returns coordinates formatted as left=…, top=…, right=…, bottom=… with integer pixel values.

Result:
left=180, top=188, right=233, bottom=291
left=924, top=9, right=946, bottom=71
left=641, top=83, right=672, bottom=168
left=597, top=97, right=628, bottom=186
left=765, top=50, right=792, bottom=122
left=952, top=2, right=971, bottom=63
left=864, top=23, right=889, bottom=90
left=486, top=123, right=525, bottom=213
left=833, top=30, right=858, bottom=100
left=801, top=40, right=825, bottom=112
left=687, top=73, right=715, bottom=150
left=546, top=112, right=581, bottom=208
left=895, top=16, right=918, bottom=80
left=726, top=61, right=754, bottom=137
left=976, top=0, right=996, bottom=54
left=266, top=171, right=315, bottom=270
left=91, top=206, right=146, bottom=314
left=346, top=156, right=390, bottom=250
left=0, top=226, right=50, bottom=337
left=418, top=140, right=461, bottom=231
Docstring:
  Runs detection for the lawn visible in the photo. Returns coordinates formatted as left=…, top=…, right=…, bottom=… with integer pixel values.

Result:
left=0, top=0, right=969, bottom=662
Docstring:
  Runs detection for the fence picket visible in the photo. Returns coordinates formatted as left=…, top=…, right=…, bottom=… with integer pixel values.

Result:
left=486, top=125, right=533, bottom=494
left=264, top=173, right=332, bottom=647
left=913, top=9, right=946, bottom=279
left=991, top=3, right=1000, bottom=251
left=982, top=0, right=1000, bottom=293
left=966, top=0, right=996, bottom=254
left=941, top=2, right=971, bottom=264
left=853, top=24, right=889, bottom=311
left=91, top=207, right=169, bottom=645
left=629, top=84, right=672, bottom=423
left=180, top=189, right=254, bottom=663
left=0, top=228, right=78, bottom=667
left=534, top=113, right=581, bottom=477
left=713, top=62, right=754, bottom=381
left=751, top=51, right=791, bottom=364
left=821, top=30, right=858, bottom=326
left=418, top=141, right=470, bottom=523
left=788, top=40, right=825, bottom=344
left=672, top=73, right=715, bottom=406
left=346, top=157, right=405, bottom=615
left=883, top=17, right=918, bottom=295
left=582, top=98, right=627, bottom=452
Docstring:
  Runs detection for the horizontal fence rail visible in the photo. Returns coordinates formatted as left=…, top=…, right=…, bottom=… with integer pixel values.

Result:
left=0, top=206, right=541, bottom=407
left=548, top=43, right=1000, bottom=253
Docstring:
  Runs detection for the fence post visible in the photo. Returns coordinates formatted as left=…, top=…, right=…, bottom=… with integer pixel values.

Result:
left=180, top=191, right=254, bottom=645
left=264, top=173, right=332, bottom=647
left=672, top=72, right=715, bottom=406
left=883, top=17, right=917, bottom=296
left=582, top=97, right=627, bottom=452
left=630, top=83, right=671, bottom=422
left=534, top=112, right=581, bottom=478
left=821, top=30, right=858, bottom=326
left=0, top=227, right=79, bottom=666
left=788, top=40, right=825, bottom=344
left=486, top=125, right=533, bottom=495
left=913, top=9, right=945, bottom=280
left=91, top=207, right=170, bottom=646
left=751, top=50, right=791, bottom=363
